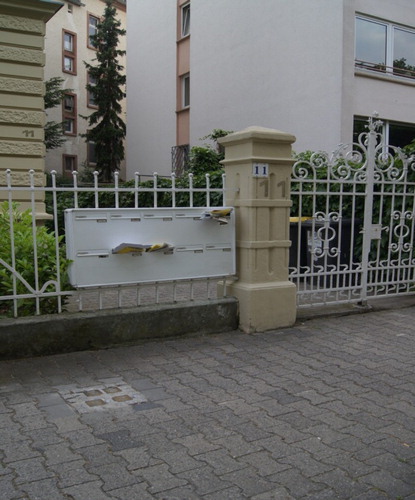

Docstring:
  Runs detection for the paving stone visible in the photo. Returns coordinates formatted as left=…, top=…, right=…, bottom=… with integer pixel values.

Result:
left=313, top=468, right=372, bottom=499
left=174, top=433, right=221, bottom=456
left=20, top=477, right=69, bottom=500
left=109, top=482, right=155, bottom=500
left=135, top=463, right=188, bottom=494
left=11, top=457, right=54, bottom=484
left=251, top=487, right=295, bottom=499
left=279, top=450, right=335, bottom=478
left=195, top=449, right=245, bottom=475
left=0, top=475, right=25, bottom=499
left=87, top=462, right=141, bottom=492
left=96, top=429, right=144, bottom=452
left=239, top=450, right=291, bottom=476
left=49, top=459, right=99, bottom=488
left=320, top=452, right=378, bottom=479
left=359, top=469, right=415, bottom=497
left=177, top=466, right=232, bottom=496
left=212, top=434, right=263, bottom=458
left=366, top=452, right=415, bottom=483
left=155, top=485, right=203, bottom=500
left=79, top=444, right=122, bottom=466
left=2, top=441, right=41, bottom=463
left=61, top=429, right=106, bottom=449
left=63, top=480, right=108, bottom=500
left=155, top=448, right=201, bottom=474
left=221, top=468, right=286, bottom=498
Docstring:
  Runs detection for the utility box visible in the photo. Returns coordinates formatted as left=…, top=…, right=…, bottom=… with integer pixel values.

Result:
left=64, top=208, right=235, bottom=287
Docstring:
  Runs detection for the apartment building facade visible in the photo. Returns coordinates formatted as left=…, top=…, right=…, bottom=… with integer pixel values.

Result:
left=126, top=0, right=415, bottom=177
left=44, top=0, right=126, bottom=178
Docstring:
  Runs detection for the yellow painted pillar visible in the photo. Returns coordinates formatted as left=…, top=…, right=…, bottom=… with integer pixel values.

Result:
left=219, top=126, right=297, bottom=332
left=0, top=0, right=62, bottom=219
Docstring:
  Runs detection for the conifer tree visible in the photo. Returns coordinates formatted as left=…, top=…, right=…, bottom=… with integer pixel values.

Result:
left=44, top=77, right=66, bottom=151
left=83, top=0, right=126, bottom=182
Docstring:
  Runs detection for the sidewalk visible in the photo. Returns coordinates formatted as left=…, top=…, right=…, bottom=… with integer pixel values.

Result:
left=1, top=306, right=415, bottom=499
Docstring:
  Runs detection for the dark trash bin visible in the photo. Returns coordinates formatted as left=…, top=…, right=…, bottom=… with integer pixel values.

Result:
left=302, top=218, right=361, bottom=287
left=289, top=217, right=311, bottom=270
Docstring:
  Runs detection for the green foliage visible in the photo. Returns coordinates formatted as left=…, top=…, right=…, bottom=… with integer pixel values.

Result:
left=0, top=203, right=72, bottom=317
left=44, top=77, right=67, bottom=151
left=44, top=77, right=67, bottom=109
left=188, top=146, right=223, bottom=175
left=188, top=129, right=232, bottom=175
left=83, top=0, right=126, bottom=182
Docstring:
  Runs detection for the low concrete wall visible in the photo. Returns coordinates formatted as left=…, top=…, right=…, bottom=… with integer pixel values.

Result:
left=0, top=298, right=239, bottom=360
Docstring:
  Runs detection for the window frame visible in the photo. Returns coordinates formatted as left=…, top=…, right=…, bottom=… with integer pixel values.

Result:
left=62, top=92, right=77, bottom=136
left=353, top=116, right=415, bottom=149
left=62, top=29, right=77, bottom=75
left=62, top=154, right=77, bottom=177
left=355, top=15, right=415, bottom=79
left=181, top=2, right=190, bottom=38
left=87, top=71, right=98, bottom=108
left=87, top=13, right=100, bottom=49
left=181, top=73, right=190, bottom=109
left=87, top=138, right=97, bottom=166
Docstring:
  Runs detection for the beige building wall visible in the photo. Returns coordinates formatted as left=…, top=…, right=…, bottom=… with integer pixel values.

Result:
left=0, top=0, right=62, bottom=218
left=44, top=0, right=126, bottom=179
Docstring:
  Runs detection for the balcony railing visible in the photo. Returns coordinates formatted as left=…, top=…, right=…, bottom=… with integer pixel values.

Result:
left=355, top=60, right=415, bottom=80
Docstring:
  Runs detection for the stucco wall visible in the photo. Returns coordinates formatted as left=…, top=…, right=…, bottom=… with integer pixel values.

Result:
left=190, top=0, right=345, bottom=156
left=126, top=0, right=176, bottom=179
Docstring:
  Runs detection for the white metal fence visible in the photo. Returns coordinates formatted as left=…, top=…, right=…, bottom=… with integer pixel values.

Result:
left=0, top=170, right=229, bottom=318
left=289, top=116, right=415, bottom=308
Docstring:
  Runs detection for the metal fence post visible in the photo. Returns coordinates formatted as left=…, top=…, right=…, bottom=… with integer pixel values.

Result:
left=218, top=126, right=297, bottom=333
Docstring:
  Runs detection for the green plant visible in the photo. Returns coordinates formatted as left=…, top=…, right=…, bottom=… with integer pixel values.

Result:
left=187, top=129, right=233, bottom=175
left=0, top=203, right=72, bottom=317
left=83, top=0, right=126, bottom=182
left=44, top=76, right=68, bottom=151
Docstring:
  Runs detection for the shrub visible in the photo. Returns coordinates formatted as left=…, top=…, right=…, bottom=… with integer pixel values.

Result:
left=0, top=203, right=72, bottom=317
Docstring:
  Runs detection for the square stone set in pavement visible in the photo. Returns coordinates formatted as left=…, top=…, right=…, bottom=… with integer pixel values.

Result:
left=58, top=381, right=147, bottom=413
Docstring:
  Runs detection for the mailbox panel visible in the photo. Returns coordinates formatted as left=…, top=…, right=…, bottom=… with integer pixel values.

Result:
left=64, top=208, right=235, bottom=287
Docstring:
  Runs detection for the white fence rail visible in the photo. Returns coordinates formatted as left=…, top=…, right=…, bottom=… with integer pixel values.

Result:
left=0, top=170, right=229, bottom=318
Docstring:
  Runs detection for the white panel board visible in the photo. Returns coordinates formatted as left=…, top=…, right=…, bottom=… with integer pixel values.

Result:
left=64, top=208, right=235, bottom=287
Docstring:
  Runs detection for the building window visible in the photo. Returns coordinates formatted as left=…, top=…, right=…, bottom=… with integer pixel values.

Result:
left=63, top=155, right=77, bottom=177
left=355, top=16, right=415, bottom=79
left=63, top=93, right=77, bottom=135
left=87, top=140, right=97, bottom=165
left=181, top=73, right=190, bottom=108
left=87, top=72, right=98, bottom=108
left=353, top=116, right=415, bottom=149
left=63, top=30, right=77, bottom=74
left=181, top=3, right=190, bottom=37
left=88, top=14, right=99, bottom=49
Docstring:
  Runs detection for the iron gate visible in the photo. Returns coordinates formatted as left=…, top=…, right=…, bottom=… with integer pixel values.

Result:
left=289, top=116, right=415, bottom=307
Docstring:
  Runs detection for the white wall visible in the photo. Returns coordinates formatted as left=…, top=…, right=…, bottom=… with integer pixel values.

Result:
left=126, top=0, right=176, bottom=179
left=190, top=0, right=345, bottom=154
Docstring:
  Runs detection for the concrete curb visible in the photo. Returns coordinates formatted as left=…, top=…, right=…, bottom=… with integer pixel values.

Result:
left=0, top=297, right=239, bottom=360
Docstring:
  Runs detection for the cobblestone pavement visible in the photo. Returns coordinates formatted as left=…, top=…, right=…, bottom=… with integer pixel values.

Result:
left=1, top=307, right=415, bottom=499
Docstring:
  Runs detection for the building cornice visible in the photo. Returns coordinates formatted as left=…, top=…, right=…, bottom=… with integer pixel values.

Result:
left=0, top=0, right=63, bottom=22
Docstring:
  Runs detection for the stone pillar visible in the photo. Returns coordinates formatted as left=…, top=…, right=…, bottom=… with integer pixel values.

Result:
left=0, top=0, right=62, bottom=219
left=218, top=126, right=297, bottom=333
